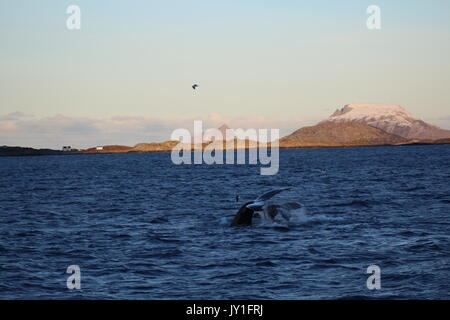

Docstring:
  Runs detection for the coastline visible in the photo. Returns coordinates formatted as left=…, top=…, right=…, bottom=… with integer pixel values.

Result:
left=1, top=140, right=448, bottom=158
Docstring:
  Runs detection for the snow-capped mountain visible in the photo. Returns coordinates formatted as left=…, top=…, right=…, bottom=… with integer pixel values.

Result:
left=324, top=103, right=450, bottom=140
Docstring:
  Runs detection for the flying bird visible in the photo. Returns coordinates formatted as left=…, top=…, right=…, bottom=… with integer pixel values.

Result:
left=192, top=84, right=199, bottom=90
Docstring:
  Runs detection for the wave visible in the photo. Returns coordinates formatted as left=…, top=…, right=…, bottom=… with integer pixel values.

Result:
left=330, top=199, right=377, bottom=208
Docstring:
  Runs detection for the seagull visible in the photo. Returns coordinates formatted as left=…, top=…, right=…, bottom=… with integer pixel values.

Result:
left=192, top=84, right=199, bottom=90
left=230, top=188, right=301, bottom=226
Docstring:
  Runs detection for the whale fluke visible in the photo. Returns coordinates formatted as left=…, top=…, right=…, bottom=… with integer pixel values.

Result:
left=263, top=202, right=302, bottom=221
left=230, top=188, right=293, bottom=226
left=255, top=188, right=291, bottom=201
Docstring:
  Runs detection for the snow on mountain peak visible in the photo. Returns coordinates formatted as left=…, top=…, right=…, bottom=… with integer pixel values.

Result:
left=324, top=103, right=450, bottom=140
left=327, top=103, right=419, bottom=127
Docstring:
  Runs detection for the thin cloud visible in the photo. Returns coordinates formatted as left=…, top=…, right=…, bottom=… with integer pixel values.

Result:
left=0, top=112, right=320, bottom=149
left=0, top=111, right=34, bottom=121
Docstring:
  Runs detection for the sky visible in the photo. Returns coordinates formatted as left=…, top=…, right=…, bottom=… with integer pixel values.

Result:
left=1, top=0, right=450, bottom=148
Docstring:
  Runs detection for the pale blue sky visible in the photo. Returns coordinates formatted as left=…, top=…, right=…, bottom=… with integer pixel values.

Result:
left=1, top=1, right=450, bottom=148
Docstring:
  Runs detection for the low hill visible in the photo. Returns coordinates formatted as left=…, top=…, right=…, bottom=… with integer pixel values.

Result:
left=433, top=138, right=450, bottom=145
left=0, top=146, right=64, bottom=157
left=132, top=141, right=180, bottom=152
left=280, top=122, right=408, bottom=148
left=83, top=145, right=133, bottom=153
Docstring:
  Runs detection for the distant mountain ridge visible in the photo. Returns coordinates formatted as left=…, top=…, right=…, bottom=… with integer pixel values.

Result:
left=3, top=103, right=450, bottom=156
left=325, top=103, right=450, bottom=140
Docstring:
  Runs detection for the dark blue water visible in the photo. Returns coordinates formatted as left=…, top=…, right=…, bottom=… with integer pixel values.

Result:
left=1, top=145, right=449, bottom=299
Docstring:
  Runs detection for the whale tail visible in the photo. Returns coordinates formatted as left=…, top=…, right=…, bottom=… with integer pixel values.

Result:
left=255, top=188, right=291, bottom=201
left=264, top=202, right=302, bottom=222
left=230, top=188, right=293, bottom=226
